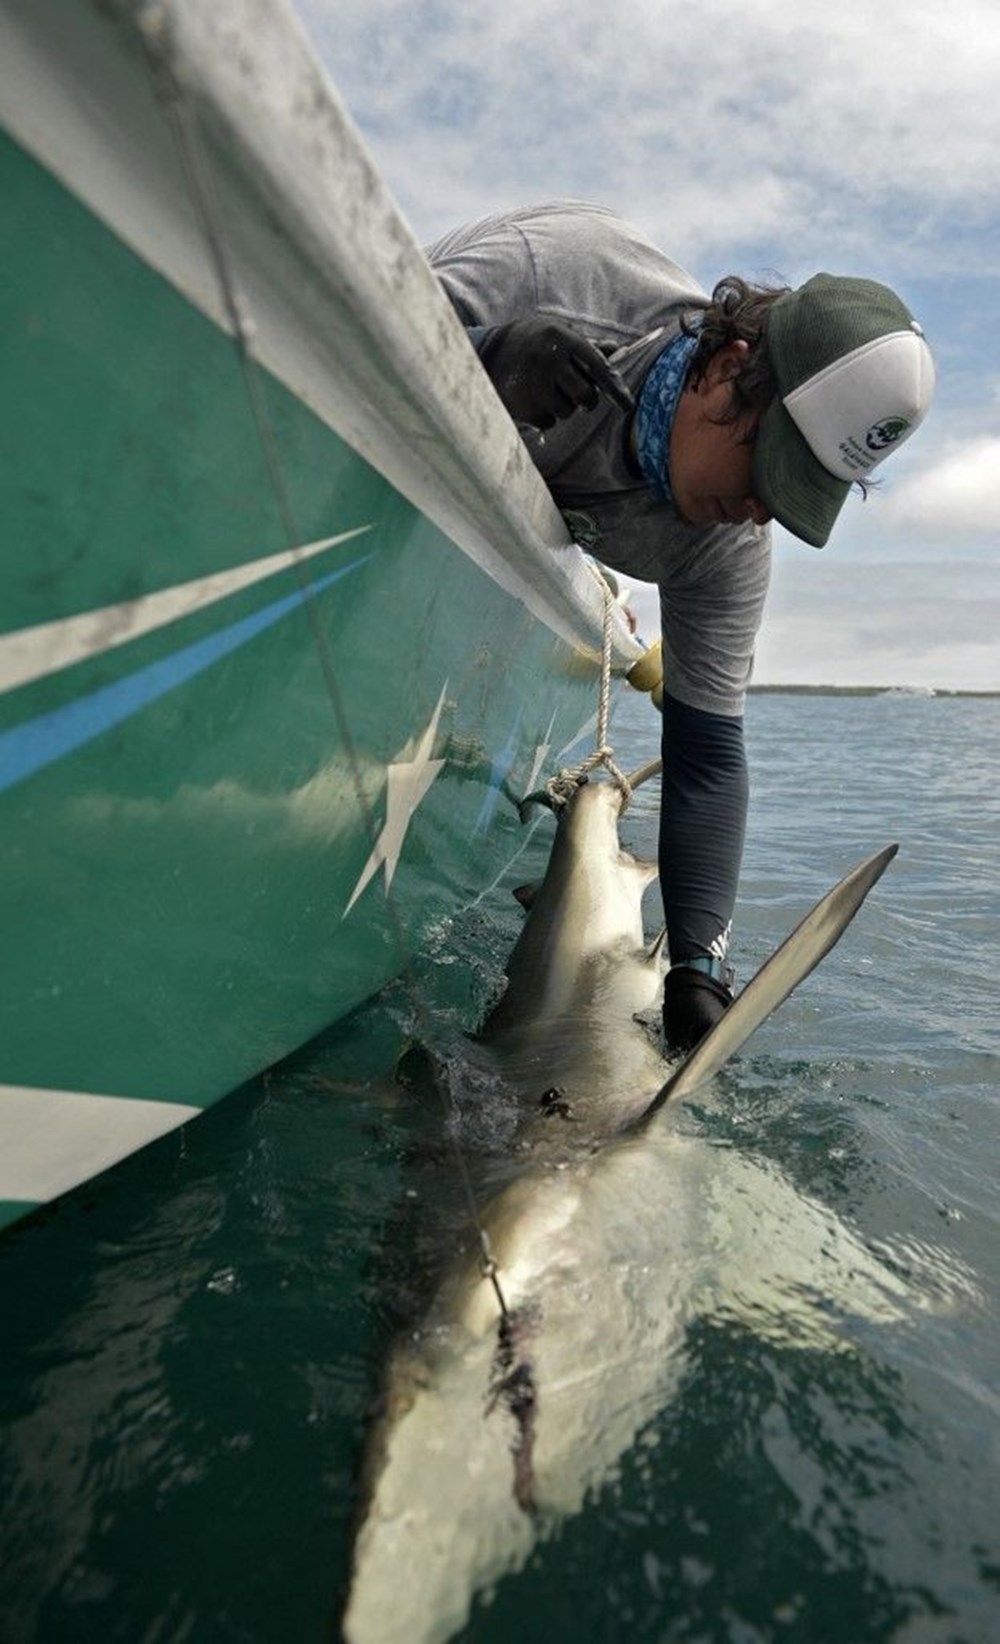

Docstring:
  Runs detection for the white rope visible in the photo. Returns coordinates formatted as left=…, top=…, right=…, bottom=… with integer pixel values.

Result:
left=544, top=566, right=633, bottom=808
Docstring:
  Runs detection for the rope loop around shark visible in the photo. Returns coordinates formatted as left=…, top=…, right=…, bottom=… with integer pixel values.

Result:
left=342, top=776, right=903, bottom=1644
left=520, top=565, right=649, bottom=816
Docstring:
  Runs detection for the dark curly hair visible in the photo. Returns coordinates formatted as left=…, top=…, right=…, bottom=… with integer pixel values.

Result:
left=682, top=276, right=790, bottom=440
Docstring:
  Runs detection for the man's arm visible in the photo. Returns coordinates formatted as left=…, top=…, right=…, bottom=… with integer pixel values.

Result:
left=659, top=691, right=748, bottom=1051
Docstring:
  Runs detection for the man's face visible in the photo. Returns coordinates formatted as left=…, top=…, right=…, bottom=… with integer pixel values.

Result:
left=668, top=341, right=771, bottom=530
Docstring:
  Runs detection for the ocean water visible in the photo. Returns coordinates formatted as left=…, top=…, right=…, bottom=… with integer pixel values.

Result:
left=2, top=689, right=998, bottom=1643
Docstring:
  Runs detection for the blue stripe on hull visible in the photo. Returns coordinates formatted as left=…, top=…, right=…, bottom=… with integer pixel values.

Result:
left=0, top=557, right=369, bottom=793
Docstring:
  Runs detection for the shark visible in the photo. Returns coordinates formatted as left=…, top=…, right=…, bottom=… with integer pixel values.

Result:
left=342, top=778, right=906, bottom=1644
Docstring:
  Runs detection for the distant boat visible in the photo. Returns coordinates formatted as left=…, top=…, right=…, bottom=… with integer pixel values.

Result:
left=0, top=0, right=652, bottom=1230
left=881, top=685, right=937, bottom=697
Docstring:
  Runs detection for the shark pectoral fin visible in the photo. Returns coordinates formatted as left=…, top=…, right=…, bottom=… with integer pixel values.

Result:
left=512, top=882, right=539, bottom=910
left=624, top=856, right=659, bottom=893
left=625, top=755, right=663, bottom=791
left=637, top=843, right=899, bottom=1123
left=394, top=1041, right=451, bottom=1111
left=517, top=789, right=558, bottom=822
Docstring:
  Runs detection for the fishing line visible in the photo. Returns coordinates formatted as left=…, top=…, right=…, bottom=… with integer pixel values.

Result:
left=139, top=13, right=514, bottom=1316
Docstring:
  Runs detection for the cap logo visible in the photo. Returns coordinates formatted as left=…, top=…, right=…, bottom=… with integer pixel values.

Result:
left=866, top=417, right=910, bottom=452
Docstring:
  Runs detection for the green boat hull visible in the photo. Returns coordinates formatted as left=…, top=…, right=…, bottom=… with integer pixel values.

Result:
left=0, top=1, right=649, bottom=1228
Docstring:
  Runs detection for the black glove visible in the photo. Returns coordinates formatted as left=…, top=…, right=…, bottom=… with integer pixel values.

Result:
left=662, top=965, right=733, bottom=1056
left=479, top=316, right=634, bottom=430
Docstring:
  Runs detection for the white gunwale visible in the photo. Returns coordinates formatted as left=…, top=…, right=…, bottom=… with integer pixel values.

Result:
left=0, top=0, right=641, bottom=667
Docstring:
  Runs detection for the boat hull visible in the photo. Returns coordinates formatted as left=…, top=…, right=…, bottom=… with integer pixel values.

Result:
left=0, top=2, right=645, bottom=1228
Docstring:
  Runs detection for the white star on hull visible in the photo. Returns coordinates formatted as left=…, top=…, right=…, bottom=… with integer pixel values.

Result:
left=523, top=710, right=557, bottom=798
left=343, top=685, right=449, bottom=917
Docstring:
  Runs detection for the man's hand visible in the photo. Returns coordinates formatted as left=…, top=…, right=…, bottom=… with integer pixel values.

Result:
left=479, top=316, right=634, bottom=430
left=662, top=965, right=733, bottom=1056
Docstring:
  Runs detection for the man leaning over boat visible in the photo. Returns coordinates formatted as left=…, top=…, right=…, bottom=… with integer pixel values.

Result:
left=426, top=202, right=934, bottom=1054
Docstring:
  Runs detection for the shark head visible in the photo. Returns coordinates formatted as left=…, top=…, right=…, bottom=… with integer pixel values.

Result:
left=485, top=782, right=658, bottom=1017
left=477, top=780, right=666, bottom=1137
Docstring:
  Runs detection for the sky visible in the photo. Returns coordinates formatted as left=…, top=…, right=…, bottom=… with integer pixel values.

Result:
left=293, top=0, right=999, bottom=688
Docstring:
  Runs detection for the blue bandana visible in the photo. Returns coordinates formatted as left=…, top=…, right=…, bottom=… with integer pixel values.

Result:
left=634, top=331, right=700, bottom=505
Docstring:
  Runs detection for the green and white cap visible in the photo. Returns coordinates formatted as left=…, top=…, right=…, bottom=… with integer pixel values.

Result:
left=754, top=274, right=935, bottom=548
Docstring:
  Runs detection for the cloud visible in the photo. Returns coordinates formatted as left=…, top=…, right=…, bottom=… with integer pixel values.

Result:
left=295, top=0, right=1000, bottom=280
left=291, top=0, right=1000, bottom=680
left=294, top=0, right=1000, bottom=476
left=884, top=438, right=1000, bottom=537
left=753, top=559, right=1000, bottom=690
left=626, top=560, right=1000, bottom=691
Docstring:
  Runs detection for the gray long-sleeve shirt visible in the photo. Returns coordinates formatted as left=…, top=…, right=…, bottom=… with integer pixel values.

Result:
left=426, top=201, right=772, bottom=719
left=427, top=202, right=772, bottom=966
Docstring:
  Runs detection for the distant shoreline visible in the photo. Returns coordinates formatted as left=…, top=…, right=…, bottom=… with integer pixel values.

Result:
left=748, top=684, right=999, bottom=699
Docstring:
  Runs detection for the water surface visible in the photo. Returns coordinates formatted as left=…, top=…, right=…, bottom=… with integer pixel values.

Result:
left=2, top=690, right=998, bottom=1642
